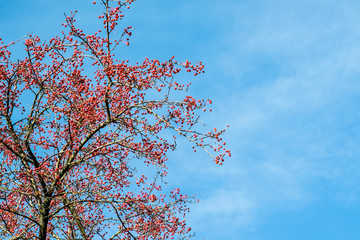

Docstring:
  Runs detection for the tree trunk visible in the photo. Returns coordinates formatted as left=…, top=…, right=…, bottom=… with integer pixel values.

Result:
left=38, top=200, right=51, bottom=240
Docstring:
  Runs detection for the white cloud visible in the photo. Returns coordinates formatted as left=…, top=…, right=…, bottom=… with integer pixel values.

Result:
left=180, top=0, right=360, bottom=237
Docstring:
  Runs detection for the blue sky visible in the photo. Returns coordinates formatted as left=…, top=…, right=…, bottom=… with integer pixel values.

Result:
left=2, top=0, right=360, bottom=239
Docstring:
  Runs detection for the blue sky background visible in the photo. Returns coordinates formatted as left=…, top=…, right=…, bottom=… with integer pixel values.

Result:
left=2, top=0, right=360, bottom=239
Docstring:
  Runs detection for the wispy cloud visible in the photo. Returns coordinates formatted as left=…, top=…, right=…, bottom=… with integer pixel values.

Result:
left=173, top=0, right=360, bottom=238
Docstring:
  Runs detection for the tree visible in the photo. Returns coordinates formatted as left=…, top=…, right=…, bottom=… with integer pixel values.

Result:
left=0, top=0, right=230, bottom=239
